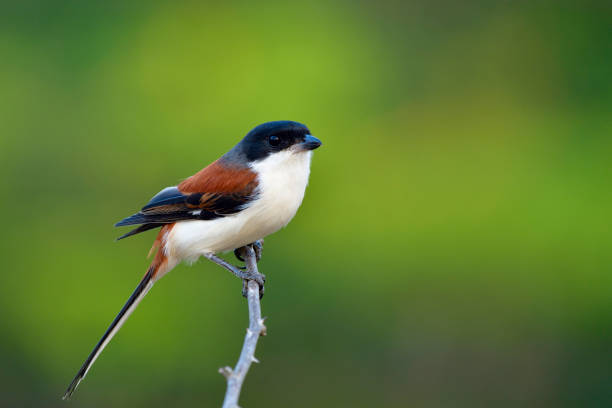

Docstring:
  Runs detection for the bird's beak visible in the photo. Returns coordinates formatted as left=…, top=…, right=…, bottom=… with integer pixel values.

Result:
left=300, top=134, right=322, bottom=151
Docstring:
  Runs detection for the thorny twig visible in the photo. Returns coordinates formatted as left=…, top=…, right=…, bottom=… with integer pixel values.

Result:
left=219, top=245, right=267, bottom=408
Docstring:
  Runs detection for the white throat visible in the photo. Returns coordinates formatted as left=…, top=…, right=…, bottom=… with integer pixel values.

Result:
left=249, top=149, right=313, bottom=231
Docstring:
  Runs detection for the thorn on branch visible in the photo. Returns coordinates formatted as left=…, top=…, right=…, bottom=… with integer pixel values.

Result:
left=219, top=366, right=233, bottom=379
left=220, top=244, right=266, bottom=408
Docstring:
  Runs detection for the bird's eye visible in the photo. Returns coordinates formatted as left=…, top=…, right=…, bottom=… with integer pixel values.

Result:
left=268, top=135, right=280, bottom=147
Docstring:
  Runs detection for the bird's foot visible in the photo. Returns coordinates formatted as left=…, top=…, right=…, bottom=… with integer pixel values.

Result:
left=253, top=239, right=264, bottom=261
left=234, top=239, right=264, bottom=263
left=204, top=251, right=265, bottom=298
left=241, top=273, right=266, bottom=299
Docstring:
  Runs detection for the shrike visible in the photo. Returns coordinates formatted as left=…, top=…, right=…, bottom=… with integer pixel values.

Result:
left=63, top=120, right=321, bottom=399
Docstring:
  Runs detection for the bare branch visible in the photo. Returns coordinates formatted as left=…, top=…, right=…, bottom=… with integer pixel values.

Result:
left=220, top=245, right=266, bottom=408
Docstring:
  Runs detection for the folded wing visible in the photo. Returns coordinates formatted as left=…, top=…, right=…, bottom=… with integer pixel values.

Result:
left=115, top=160, right=258, bottom=240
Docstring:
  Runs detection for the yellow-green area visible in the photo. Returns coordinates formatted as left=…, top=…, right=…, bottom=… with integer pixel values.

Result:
left=0, top=1, right=611, bottom=407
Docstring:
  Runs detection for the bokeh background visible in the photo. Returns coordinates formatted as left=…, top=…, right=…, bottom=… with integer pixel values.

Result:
left=1, top=1, right=611, bottom=407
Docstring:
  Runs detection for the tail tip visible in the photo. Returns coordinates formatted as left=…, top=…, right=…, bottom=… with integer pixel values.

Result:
left=62, top=376, right=82, bottom=401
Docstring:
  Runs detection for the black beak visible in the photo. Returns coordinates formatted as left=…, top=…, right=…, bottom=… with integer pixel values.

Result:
left=301, top=134, right=322, bottom=150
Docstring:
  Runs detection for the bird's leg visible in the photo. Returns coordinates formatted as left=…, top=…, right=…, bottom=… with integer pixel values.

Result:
left=229, top=243, right=265, bottom=298
left=252, top=239, right=264, bottom=262
left=234, top=239, right=264, bottom=263
left=240, top=244, right=265, bottom=299
left=204, top=252, right=266, bottom=292
left=243, top=277, right=265, bottom=299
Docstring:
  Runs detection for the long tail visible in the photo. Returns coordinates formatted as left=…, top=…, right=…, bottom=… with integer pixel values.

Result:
left=62, top=266, right=156, bottom=400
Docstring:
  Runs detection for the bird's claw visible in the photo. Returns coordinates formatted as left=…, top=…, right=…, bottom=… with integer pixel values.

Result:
left=234, top=247, right=246, bottom=263
left=204, top=250, right=265, bottom=298
left=252, top=240, right=264, bottom=262
left=241, top=274, right=266, bottom=299
left=233, top=242, right=265, bottom=298
left=234, top=240, right=264, bottom=263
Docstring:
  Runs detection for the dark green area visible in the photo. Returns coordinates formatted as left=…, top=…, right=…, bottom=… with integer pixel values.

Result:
left=1, top=1, right=611, bottom=407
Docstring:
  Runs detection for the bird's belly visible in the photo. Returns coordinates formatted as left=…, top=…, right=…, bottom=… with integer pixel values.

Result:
left=165, top=195, right=301, bottom=263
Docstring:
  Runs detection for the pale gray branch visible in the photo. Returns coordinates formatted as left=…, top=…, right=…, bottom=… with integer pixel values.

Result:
left=220, top=246, right=266, bottom=408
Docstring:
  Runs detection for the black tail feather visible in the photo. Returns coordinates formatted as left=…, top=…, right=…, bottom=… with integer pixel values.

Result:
left=62, top=267, right=155, bottom=400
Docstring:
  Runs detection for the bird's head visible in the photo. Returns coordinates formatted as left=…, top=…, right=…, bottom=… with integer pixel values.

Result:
left=223, top=121, right=321, bottom=167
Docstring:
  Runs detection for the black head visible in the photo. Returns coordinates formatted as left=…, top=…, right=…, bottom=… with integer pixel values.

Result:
left=224, top=121, right=321, bottom=164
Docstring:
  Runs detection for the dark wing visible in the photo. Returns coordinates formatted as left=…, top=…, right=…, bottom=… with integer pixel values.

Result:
left=115, top=159, right=259, bottom=240
left=116, top=223, right=162, bottom=241
left=115, top=185, right=257, bottom=240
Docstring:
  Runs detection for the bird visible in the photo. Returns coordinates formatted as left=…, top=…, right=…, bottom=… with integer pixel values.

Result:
left=62, top=120, right=321, bottom=399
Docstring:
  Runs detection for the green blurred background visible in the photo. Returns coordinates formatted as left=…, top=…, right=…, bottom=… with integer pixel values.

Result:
left=1, top=1, right=611, bottom=407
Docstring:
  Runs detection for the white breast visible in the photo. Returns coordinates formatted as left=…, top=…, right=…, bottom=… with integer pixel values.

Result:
left=165, top=150, right=312, bottom=263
